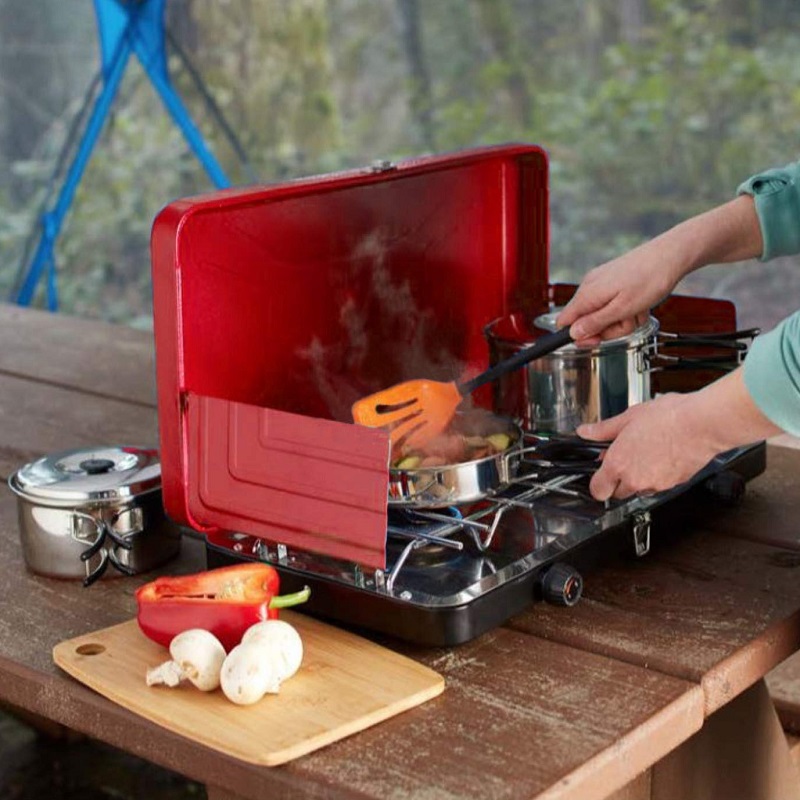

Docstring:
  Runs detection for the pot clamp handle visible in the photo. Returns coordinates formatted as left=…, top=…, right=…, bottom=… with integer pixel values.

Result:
left=71, top=510, right=139, bottom=587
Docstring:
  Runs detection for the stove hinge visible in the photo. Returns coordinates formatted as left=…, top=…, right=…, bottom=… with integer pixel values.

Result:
left=252, top=539, right=289, bottom=564
left=632, top=510, right=651, bottom=557
left=370, top=159, right=397, bottom=173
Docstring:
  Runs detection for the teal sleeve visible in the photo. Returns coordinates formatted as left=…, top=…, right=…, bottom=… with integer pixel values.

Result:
left=737, top=162, right=800, bottom=260
left=743, top=310, right=800, bottom=436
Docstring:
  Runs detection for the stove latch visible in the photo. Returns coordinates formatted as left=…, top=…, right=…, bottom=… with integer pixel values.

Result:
left=370, top=159, right=397, bottom=173
left=632, top=510, right=651, bottom=557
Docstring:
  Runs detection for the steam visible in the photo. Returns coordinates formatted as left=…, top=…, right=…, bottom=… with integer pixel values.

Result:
left=296, top=228, right=467, bottom=422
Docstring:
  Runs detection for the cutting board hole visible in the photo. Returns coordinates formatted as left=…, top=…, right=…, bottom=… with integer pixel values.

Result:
left=76, top=643, right=106, bottom=656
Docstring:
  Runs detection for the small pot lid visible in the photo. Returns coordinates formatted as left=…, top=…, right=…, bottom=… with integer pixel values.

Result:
left=486, top=308, right=658, bottom=351
left=8, top=446, right=161, bottom=506
left=533, top=309, right=658, bottom=342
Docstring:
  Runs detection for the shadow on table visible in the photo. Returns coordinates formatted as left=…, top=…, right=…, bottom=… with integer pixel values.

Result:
left=0, top=709, right=205, bottom=799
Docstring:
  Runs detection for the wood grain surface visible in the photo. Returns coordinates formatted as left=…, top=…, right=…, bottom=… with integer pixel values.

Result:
left=0, top=304, right=156, bottom=406
left=508, top=509, right=800, bottom=714
left=768, top=643, right=800, bottom=734
left=2, top=304, right=800, bottom=800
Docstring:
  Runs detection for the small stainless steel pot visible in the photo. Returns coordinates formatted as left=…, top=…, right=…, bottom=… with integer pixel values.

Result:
left=388, top=416, right=524, bottom=508
left=484, top=309, right=659, bottom=433
left=8, top=446, right=181, bottom=586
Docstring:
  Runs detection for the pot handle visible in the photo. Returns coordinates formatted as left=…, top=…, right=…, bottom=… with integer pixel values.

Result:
left=651, top=359, right=739, bottom=374
left=104, top=519, right=135, bottom=551
left=73, top=512, right=114, bottom=587
left=108, top=548, right=137, bottom=576
left=82, top=549, right=108, bottom=587
left=657, top=327, right=760, bottom=351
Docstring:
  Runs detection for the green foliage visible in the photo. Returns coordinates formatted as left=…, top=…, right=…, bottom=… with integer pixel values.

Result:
left=3, top=0, right=800, bottom=324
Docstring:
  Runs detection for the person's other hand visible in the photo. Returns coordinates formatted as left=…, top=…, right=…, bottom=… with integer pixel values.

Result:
left=557, top=195, right=763, bottom=345
left=556, top=238, right=685, bottom=345
left=578, top=368, right=781, bottom=501
left=577, top=394, right=722, bottom=501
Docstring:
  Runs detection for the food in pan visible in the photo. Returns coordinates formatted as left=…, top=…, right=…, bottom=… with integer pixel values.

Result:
left=392, top=430, right=512, bottom=469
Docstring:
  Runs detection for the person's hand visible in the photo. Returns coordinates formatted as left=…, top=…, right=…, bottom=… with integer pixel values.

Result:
left=577, top=393, right=723, bottom=500
left=556, top=237, right=685, bottom=345
left=556, top=195, right=763, bottom=345
left=577, top=367, right=782, bottom=501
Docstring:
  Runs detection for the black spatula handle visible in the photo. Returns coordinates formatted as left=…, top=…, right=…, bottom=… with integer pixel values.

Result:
left=459, top=327, right=574, bottom=397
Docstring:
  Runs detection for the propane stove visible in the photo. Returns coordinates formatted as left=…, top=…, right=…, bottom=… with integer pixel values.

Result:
left=151, top=143, right=767, bottom=647
left=206, top=435, right=765, bottom=645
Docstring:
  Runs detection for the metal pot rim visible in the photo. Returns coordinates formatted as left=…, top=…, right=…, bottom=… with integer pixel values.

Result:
left=485, top=310, right=659, bottom=353
left=387, top=419, right=523, bottom=507
left=8, top=445, right=162, bottom=506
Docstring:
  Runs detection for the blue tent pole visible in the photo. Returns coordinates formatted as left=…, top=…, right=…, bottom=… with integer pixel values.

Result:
left=126, top=0, right=230, bottom=188
left=136, top=55, right=230, bottom=189
left=13, top=34, right=132, bottom=308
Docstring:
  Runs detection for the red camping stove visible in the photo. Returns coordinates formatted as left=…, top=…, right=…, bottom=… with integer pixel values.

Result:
left=151, top=144, right=765, bottom=646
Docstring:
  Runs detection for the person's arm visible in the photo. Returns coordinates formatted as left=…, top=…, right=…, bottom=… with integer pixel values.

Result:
left=579, top=367, right=782, bottom=500
left=556, top=194, right=763, bottom=342
left=556, top=160, right=800, bottom=501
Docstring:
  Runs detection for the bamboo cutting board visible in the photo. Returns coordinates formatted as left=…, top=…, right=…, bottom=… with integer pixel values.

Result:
left=53, top=611, right=444, bottom=766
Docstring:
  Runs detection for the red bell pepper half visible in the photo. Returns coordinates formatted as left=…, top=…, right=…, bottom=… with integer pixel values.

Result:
left=135, top=563, right=310, bottom=651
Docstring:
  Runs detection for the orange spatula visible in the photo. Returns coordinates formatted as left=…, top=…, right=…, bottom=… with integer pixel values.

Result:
left=352, top=327, right=573, bottom=451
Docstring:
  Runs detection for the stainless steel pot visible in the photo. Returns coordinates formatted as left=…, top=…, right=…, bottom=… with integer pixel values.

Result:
left=388, top=416, right=524, bottom=508
left=484, top=309, right=659, bottom=433
left=8, top=446, right=181, bottom=586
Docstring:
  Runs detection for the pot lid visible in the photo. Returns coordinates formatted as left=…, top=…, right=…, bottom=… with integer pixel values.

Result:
left=8, top=446, right=162, bottom=506
left=486, top=308, right=658, bottom=351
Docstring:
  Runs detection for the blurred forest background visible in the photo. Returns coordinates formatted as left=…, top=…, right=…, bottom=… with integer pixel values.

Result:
left=1, top=0, right=800, bottom=330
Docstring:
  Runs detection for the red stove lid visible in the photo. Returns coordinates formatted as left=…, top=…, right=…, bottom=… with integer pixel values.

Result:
left=151, top=143, right=550, bottom=569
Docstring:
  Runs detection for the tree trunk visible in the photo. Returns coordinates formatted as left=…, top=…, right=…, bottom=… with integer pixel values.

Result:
left=474, top=0, right=532, bottom=129
left=395, top=0, right=436, bottom=151
left=617, top=0, right=645, bottom=45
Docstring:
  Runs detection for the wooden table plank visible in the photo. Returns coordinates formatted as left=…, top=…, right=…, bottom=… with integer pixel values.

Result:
left=285, top=633, right=702, bottom=800
left=0, top=303, right=155, bottom=407
left=698, top=445, right=800, bottom=552
left=0, top=477, right=703, bottom=800
left=0, top=353, right=706, bottom=800
left=4, top=304, right=800, bottom=799
left=0, top=372, right=158, bottom=479
left=7, top=617, right=705, bottom=800
left=507, top=467, right=800, bottom=715
left=0, top=635, right=702, bottom=800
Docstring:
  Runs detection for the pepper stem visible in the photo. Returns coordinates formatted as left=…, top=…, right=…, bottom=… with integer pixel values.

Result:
left=268, top=585, right=311, bottom=609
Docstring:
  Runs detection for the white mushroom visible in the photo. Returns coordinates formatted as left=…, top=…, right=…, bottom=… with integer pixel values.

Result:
left=146, top=629, right=226, bottom=692
left=241, top=619, right=304, bottom=681
left=220, top=642, right=282, bottom=705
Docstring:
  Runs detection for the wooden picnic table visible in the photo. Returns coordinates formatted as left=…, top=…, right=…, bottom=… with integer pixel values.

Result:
left=2, top=302, right=800, bottom=800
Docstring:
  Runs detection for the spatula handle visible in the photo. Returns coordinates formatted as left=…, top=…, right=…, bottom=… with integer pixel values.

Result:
left=459, top=327, right=574, bottom=397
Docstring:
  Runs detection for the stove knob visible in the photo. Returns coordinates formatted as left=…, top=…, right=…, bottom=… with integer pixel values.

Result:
left=541, top=563, right=583, bottom=607
left=704, top=470, right=746, bottom=506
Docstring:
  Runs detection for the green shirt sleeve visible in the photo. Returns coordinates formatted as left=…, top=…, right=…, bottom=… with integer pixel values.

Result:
left=737, top=162, right=800, bottom=260
left=736, top=162, right=800, bottom=434
left=743, top=311, right=800, bottom=436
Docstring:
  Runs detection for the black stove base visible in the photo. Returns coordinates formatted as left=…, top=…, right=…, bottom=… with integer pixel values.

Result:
left=207, top=541, right=546, bottom=646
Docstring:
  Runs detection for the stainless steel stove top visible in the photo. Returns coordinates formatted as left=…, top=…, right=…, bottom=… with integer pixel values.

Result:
left=206, top=437, right=766, bottom=645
